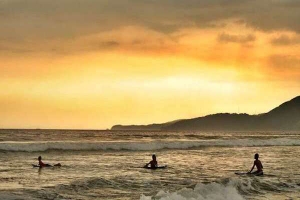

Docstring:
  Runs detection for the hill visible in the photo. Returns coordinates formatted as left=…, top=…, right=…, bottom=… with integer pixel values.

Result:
left=111, top=120, right=182, bottom=130
left=111, top=96, right=300, bottom=131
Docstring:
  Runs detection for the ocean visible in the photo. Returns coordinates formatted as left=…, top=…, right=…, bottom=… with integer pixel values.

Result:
left=0, top=129, right=300, bottom=200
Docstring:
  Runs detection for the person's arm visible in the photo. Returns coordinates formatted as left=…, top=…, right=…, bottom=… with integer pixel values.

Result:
left=144, top=162, right=150, bottom=168
left=248, top=162, right=255, bottom=173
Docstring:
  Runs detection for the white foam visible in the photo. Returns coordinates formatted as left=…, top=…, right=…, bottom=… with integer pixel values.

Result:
left=140, top=180, right=245, bottom=200
left=0, top=138, right=300, bottom=152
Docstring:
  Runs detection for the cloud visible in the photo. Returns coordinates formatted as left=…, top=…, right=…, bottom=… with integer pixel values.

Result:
left=268, top=55, right=300, bottom=69
left=218, top=33, right=256, bottom=43
left=265, top=55, right=300, bottom=81
left=0, top=25, right=177, bottom=56
left=1, top=0, right=300, bottom=44
left=271, top=35, right=300, bottom=46
left=0, top=0, right=299, bottom=81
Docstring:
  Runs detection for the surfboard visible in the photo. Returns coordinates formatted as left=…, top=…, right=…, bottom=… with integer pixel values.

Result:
left=32, top=164, right=44, bottom=168
left=235, top=172, right=263, bottom=176
left=32, top=163, right=61, bottom=168
left=235, top=172, right=249, bottom=175
left=144, top=165, right=167, bottom=169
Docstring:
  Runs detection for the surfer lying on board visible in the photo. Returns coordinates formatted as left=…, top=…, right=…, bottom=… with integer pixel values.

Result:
left=38, top=156, right=61, bottom=167
left=144, top=154, right=158, bottom=169
left=248, top=153, right=263, bottom=176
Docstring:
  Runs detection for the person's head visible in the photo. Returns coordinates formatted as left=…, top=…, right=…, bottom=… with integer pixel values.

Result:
left=152, top=154, right=156, bottom=161
left=254, top=153, right=259, bottom=160
left=38, top=156, right=42, bottom=161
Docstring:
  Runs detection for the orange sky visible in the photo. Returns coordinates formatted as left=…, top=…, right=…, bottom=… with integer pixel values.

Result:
left=0, top=0, right=299, bottom=129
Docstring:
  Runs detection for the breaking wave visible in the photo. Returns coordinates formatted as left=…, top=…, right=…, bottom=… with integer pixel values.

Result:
left=1, top=138, right=300, bottom=152
left=140, top=176, right=300, bottom=200
left=140, top=180, right=246, bottom=200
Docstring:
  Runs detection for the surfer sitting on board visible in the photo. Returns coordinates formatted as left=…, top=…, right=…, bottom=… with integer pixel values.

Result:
left=144, top=154, right=158, bottom=169
left=38, top=156, right=61, bottom=167
left=248, top=153, right=263, bottom=175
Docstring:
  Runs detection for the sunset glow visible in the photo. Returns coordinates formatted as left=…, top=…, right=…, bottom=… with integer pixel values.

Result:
left=1, top=0, right=299, bottom=129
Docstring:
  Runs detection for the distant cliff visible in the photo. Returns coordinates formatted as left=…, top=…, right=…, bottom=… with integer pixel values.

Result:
left=111, top=96, right=300, bottom=131
left=111, top=120, right=182, bottom=130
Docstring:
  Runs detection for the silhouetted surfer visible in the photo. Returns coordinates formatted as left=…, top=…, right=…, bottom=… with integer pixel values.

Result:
left=37, top=156, right=61, bottom=168
left=248, top=153, right=263, bottom=175
left=144, top=154, right=158, bottom=169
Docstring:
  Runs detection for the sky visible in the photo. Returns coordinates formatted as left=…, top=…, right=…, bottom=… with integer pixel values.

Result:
left=0, top=0, right=299, bottom=129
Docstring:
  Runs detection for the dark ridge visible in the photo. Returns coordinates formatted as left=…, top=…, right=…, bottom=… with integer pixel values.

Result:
left=111, top=120, right=182, bottom=131
left=111, top=96, right=300, bottom=131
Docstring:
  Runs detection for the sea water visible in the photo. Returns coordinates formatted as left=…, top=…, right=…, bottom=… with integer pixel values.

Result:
left=0, top=130, right=300, bottom=200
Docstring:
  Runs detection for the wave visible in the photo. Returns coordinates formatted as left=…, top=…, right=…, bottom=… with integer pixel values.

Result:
left=140, top=176, right=300, bottom=200
left=141, top=179, right=246, bottom=200
left=0, top=138, right=300, bottom=152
